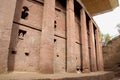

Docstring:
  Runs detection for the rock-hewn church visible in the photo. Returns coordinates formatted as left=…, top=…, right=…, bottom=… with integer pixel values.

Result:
left=0, top=0, right=118, bottom=79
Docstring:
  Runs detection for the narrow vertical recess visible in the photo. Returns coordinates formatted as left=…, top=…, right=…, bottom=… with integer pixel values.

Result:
left=95, top=28, right=104, bottom=71
left=80, top=9, right=90, bottom=73
left=89, top=20, right=97, bottom=72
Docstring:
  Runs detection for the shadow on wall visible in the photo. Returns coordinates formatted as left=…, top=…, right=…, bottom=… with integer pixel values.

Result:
left=7, top=0, right=24, bottom=72
left=103, top=35, right=120, bottom=77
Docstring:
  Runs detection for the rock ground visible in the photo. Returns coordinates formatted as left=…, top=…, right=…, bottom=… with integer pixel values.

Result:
left=113, top=77, right=120, bottom=80
left=0, top=71, right=115, bottom=80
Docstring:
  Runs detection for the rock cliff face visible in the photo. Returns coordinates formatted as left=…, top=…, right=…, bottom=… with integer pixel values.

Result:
left=103, top=35, right=120, bottom=76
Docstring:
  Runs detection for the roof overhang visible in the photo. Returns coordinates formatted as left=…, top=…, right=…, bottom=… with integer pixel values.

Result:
left=79, top=0, right=119, bottom=16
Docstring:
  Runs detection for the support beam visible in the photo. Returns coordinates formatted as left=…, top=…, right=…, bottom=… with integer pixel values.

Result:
left=66, top=0, right=76, bottom=72
left=39, top=0, right=55, bottom=74
left=89, top=20, right=97, bottom=72
left=80, top=9, right=90, bottom=73
left=95, top=28, right=104, bottom=71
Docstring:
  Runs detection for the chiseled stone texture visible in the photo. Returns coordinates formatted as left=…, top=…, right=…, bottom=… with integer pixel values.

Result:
left=54, top=36, right=66, bottom=73
left=103, top=35, right=120, bottom=76
left=0, top=0, right=17, bottom=73
left=0, top=71, right=115, bottom=80
left=95, top=29, right=104, bottom=71
left=14, top=0, right=43, bottom=30
left=39, top=0, right=55, bottom=73
left=89, top=20, right=97, bottom=72
left=8, top=24, right=41, bottom=72
left=66, top=0, right=76, bottom=72
left=0, top=0, right=105, bottom=76
left=8, top=0, right=42, bottom=72
left=80, top=9, right=90, bottom=73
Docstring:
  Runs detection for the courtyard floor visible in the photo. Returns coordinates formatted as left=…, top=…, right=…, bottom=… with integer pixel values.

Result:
left=0, top=71, right=117, bottom=80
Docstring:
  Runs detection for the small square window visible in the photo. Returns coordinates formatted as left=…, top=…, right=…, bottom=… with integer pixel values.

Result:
left=18, top=29, right=27, bottom=39
left=21, top=6, right=29, bottom=19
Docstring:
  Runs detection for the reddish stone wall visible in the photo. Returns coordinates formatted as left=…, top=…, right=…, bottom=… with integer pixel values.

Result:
left=54, top=36, right=66, bottom=73
left=8, top=0, right=42, bottom=72
left=74, top=11, right=82, bottom=72
left=8, top=24, right=41, bottom=72
left=103, top=35, right=120, bottom=76
left=0, top=0, right=17, bottom=73
left=14, top=0, right=43, bottom=29
left=54, top=0, right=66, bottom=73
left=0, top=0, right=104, bottom=74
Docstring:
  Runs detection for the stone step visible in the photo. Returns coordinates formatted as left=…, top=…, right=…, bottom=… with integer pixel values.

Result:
left=0, top=71, right=115, bottom=80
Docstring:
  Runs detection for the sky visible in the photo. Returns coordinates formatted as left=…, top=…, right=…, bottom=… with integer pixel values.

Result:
left=93, top=0, right=120, bottom=37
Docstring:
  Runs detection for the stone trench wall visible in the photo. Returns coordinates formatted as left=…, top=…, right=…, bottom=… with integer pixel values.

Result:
left=103, top=35, right=120, bottom=76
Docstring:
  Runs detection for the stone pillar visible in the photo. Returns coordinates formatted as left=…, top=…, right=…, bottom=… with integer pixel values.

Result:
left=66, top=0, right=76, bottom=72
left=89, top=20, right=97, bottom=72
left=95, top=28, right=104, bottom=71
left=80, top=9, right=90, bottom=73
left=39, top=0, right=55, bottom=74
left=0, top=0, right=17, bottom=73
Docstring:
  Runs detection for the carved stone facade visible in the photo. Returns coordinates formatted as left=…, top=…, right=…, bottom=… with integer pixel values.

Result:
left=0, top=0, right=103, bottom=74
